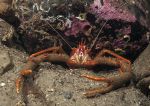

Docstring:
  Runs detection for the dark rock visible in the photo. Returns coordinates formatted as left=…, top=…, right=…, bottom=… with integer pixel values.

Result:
left=137, top=76, right=150, bottom=95
left=92, top=87, right=150, bottom=106
left=0, top=18, right=24, bottom=50
left=132, top=44, right=150, bottom=94
left=0, top=18, right=15, bottom=46
left=0, top=50, right=13, bottom=75
left=0, top=1, right=11, bottom=14
left=127, top=0, right=150, bottom=29
left=0, top=0, right=20, bottom=27
left=133, top=44, right=150, bottom=81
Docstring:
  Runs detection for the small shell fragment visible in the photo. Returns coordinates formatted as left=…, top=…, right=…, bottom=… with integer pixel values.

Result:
left=123, top=35, right=130, bottom=42
left=0, top=82, right=6, bottom=87
left=50, top=88, right=55, bottom=92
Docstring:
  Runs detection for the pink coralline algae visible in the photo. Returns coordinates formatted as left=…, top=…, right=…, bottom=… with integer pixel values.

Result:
left=90, top=0, right=136, bottom=22
left=65, top=18, right=91, bottom=36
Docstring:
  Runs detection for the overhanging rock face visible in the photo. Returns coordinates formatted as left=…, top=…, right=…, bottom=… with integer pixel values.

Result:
left=133, top=44, right=150, bottom=94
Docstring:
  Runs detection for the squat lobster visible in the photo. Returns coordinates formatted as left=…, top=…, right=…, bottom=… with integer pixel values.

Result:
left=16, top=43, right=132, bottom=97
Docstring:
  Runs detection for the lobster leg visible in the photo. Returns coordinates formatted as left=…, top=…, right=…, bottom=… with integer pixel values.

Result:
left=16, top=54, right=48, bottom=94
left=29, top=46, right=65, bottom=59
left=81, top=75, right=111, bottom=82
left=16, top=47, right=66, bottom=94
left=96, top=49, right=131, bottom=73
left=81, top=51, right=132, bottom=97
left=96, top=49, right=131, bottom=64
left=81, top=72, right=132, bottom=97
left=81, top=75, right=113, bottom=97
left=16, top=69, right=33, bottom=93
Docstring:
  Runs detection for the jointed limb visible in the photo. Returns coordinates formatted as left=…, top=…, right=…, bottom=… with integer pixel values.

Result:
left=95, top=49, right=131, bottom=64
left=81, top=50, right=132, bottom=97
left=81, top=71, right=133, bottom=97
left=29, top=46, right=65, bottom=59
left=16, top=47, right=68, bottom=94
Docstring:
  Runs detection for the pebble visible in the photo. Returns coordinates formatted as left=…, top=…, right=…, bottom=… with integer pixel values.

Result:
left=7, top=80, right=10, bottom=83
left=0, top=82, right=6, bottom=87
left=47, top=88, right=55, bottom=92
left=63, top=91, right=73, bottom=99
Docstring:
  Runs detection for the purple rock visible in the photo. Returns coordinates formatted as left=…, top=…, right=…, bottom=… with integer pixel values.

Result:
left=89, top=0, right=136, bottom=22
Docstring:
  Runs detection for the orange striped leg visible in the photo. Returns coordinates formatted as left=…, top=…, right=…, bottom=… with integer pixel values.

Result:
left=29, top=47, right=63, bottom=59
left=16, top=77, right=22, bottom=93
left=16, top=70, right=32, bottom=93
left=96, top=49, right=131, bottom=64
left=81, top=75, right=111, bottom=83
left=20, top=69, right=32, bottom=76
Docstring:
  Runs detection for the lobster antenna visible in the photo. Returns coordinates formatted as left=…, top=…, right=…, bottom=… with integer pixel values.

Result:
left=90, top=20, right=108, bottom=49
left=90, top=1, right=128, bottom=50
left=48, top=23, right=73, bottom=49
